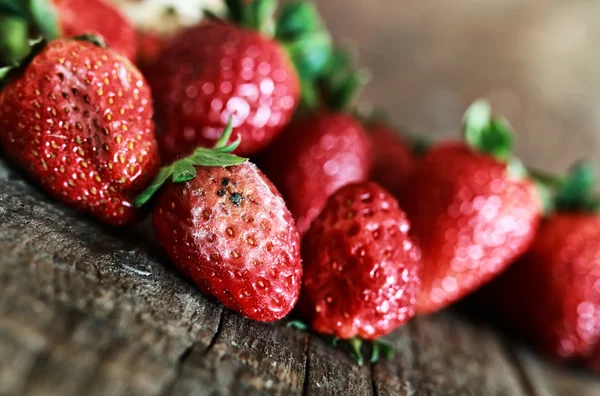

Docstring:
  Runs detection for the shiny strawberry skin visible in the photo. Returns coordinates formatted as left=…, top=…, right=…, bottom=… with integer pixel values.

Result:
left=261, top=113, right=372, bottom=236
left=0, top=39, right=159, bottom=226
left=149, top=22, right=300, bottom=160
left=152, top=163, right=302, bottom=322
left=399, top=142, right=542, bottom=314
left=492, top=214, right=600, bottom=362
left=53, top=0, right=137, bottom=60
left=299, top=182, right=421, bottom=340
left=369, top=124, right=415, bottom=196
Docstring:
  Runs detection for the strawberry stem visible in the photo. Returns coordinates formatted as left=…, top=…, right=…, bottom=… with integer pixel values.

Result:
left=462, top=99, right=514, bottom=162
left=133, top=119, right=247, bottom=208
left=317, top=49, right=369, bottom=112
left=286, top=320, right=394, bottom=366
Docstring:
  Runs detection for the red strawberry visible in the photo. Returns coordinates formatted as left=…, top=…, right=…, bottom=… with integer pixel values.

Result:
left=399, top=101, right=542, bottom=314
left=492, top=213, right=600, bottom=363
left=135, top=29, right=165, bottom=71
left=489, top=163, right=600, bottom=367
left=134, top=124, right=302, bottom=322
left=369, top=123, right=416, bottom=195
left=0, top=37, right=159, bottom=226
left=52, top=0, right=137, bottom=60
left=299, top=181, right=420, bottom=340
left=0, top=0, right=137, bottom=60
left=147, top=1, right=333, bottom=160
left=149, top=21, right=300, bottom=160
left=261, top=113, right=372, bottom=236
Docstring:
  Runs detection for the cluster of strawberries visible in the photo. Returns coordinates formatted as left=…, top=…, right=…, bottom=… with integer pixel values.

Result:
left=0, top=0, right=599, bottom=370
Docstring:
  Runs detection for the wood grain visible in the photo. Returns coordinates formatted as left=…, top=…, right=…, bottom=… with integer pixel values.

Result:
left=1, top=155, right=599, bottom=395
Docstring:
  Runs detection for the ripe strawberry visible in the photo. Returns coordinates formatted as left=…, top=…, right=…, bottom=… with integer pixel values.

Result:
left=0, top=36, right=159, bottom=226
left=52, top=0, right=137, bottom=60
left=299, top=181, right=420, bottom=340
left=148, top=1, right=333, bottom=160
left=260, top=113, right=372, bottom=236
left=489, top=163, right=600, bottom=367
left=399, top=101, right=542, bottom=314
left=369, top=123, right=416, bottom=196
left=0, top=0, right=137, bottom=60
left=134, top=123, right=302, bottom=322
left=493, top=213, right=600, bottom=363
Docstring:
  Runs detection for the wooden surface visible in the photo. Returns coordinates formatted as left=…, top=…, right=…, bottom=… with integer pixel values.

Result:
left=3, top=0, right=600, bottom=394
left=1, top=159, right=599, bottom=395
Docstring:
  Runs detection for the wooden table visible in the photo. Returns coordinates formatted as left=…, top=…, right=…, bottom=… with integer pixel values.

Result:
left=3, top=0, right=600, bottom=394
left=1, top=158, right=599, bottom=395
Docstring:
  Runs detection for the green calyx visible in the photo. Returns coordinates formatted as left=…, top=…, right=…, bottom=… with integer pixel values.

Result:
left=134, top=119, right=248, bottom=208
left=530, top=162, right=600, bottom=214
left=316, top=48, right=369, bottom=112
left=0, top=0, right=60, bottom=66
left=463, top=99, right=514, bottom=162
left=226, top=0, right=277, bottom=36
left=0, top=34, right=106, bottom=90
left=287, top=320, right=394, bottom=366
left=224, top=1, right=334, bottom=110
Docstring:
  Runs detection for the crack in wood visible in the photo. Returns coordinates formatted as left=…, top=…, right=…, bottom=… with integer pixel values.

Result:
left=370, top=362, right=379, bottom=396
left=502, top=341, right=541, bottom=396
left=202, top=308, right=227, bottom=357
left=301, top=334, right=312, bottom=396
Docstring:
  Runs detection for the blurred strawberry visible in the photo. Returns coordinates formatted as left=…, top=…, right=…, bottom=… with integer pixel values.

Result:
left=148, top=0, right=333, bottom=160
left=0, top=0, right=137, bottom=60
left=400, top=100, right=543, bottom=314
left=490, top=163, right=600, bottom=367
left=369, top=123, right=417, bottom=196
left=260, top=50, right=372, bottom=235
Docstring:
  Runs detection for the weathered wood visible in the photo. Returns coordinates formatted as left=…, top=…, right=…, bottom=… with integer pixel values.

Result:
left=2, top=155, right=599, bottom=395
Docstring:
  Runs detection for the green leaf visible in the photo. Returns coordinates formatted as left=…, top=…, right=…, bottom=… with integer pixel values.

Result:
left=133, top=167, right=174, bottom=208
left=225, top=0, right=243, bottom=23
left=0, top=65, right=11, bottom=79
left=555, top=162, right=599, bottom=212
left=463, top=99, right=491, bottom=141
left=213, top=117, right=234, bottom=149
left=228, top=0, right=276, bottom=36
left=0, top=0, right=27, bottom=17
left=283, top=31, right=332, bottom=80
left=276, top=2, right=322, bottom=39
left=27, top=0, right=59, bottom=40
left=319, top=49, right=369, bottom=112
left=506, top=156, right=527, bottom=179
left=287, top=320, right=308, bottom=330
left=134, top=122, right=248, bottom=207
left=172, top=159, right=197, bottom=183
left=191, top=150, right=248, bottom=167
left=0, top=17, right=29, bottom=66
left=463, top=100, right=514, bottom=162
left=339, top=338, right=364, bottom=367
left=370, top=341, right=380, bottom=363
left=250, top=0, right=277, bottom=36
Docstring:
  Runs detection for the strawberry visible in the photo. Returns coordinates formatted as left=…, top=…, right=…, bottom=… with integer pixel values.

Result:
left=0, top=0, right=137, bottom=60
left=399, top=100, right=542, bottom=314
left=134, top=122, right=302, bottom=322
left=489, top=163, right=600, bottom=366
left=148, top=0, right=333, bottom=160
left=260, top=113, right=372, bottom=236
left=0, top=36, right=159, bottom=226
left=298, top=181, right=420, bottom=340
left=369, top=123, right=417, bottom=196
